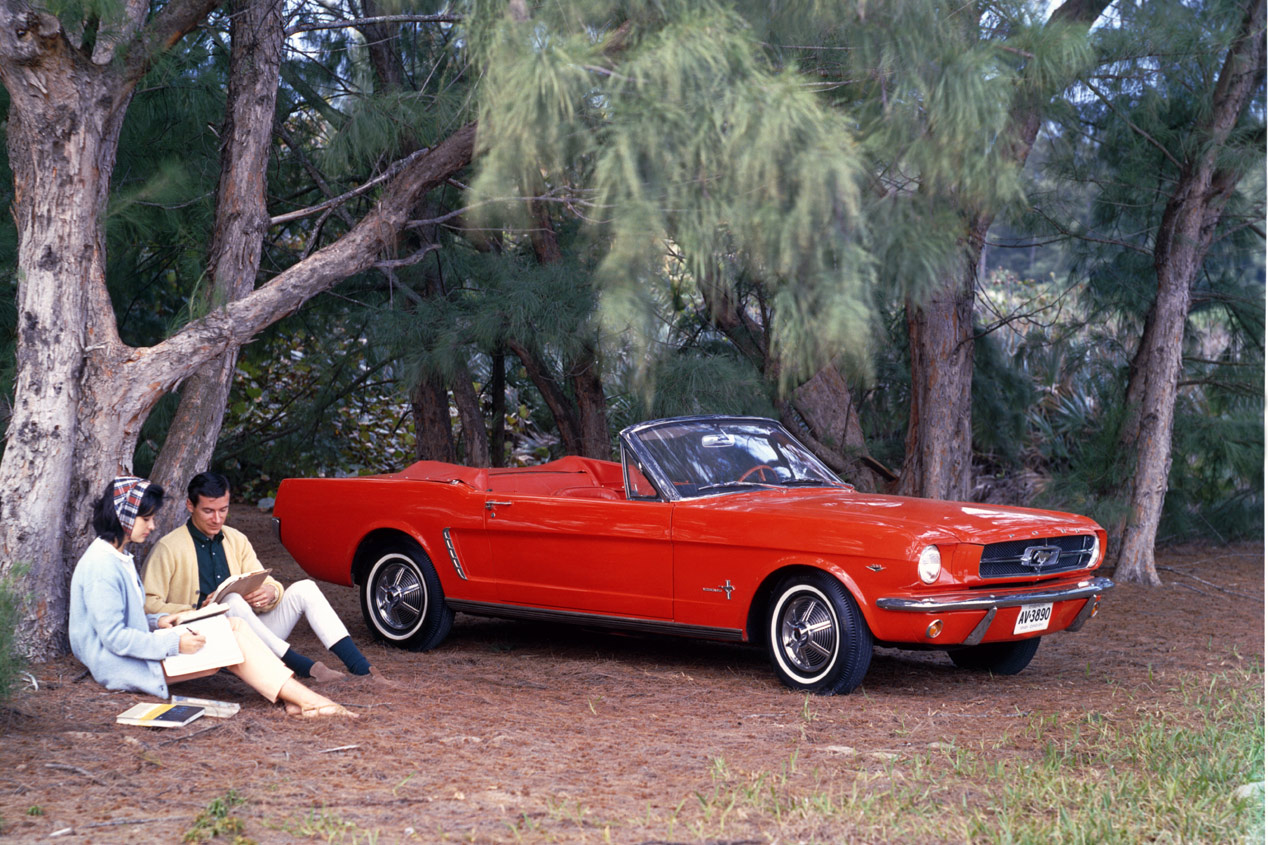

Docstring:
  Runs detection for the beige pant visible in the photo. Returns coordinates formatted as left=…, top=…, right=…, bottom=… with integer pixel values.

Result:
left=166, top=616, right=293, bottom=702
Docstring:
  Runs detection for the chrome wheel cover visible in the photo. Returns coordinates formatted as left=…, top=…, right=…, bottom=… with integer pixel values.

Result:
left=371, top=555, right=427, bottom=636
left=778, top=593, right=839, bottom=674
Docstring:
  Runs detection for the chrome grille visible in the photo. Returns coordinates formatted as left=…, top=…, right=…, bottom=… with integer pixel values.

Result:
left=979, top=535, right=1095, bottom=579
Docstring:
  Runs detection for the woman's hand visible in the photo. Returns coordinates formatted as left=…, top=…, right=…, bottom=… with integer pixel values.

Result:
left=178, top=630, right=206, bottom=654
left=157, top=614, right=178, bottom=629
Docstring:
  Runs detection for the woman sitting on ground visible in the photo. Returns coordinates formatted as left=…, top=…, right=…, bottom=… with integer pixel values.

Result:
left=69, top=477, right=355, bottom=719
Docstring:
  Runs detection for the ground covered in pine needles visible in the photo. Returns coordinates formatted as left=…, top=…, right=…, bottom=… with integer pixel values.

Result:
left=1, top=508, right=1262, bottom=843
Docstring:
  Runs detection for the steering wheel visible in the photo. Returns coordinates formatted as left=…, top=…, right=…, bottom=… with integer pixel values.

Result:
left=738, top=464, right=776, bottom=483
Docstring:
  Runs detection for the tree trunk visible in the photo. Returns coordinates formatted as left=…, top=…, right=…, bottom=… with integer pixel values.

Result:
left=569, top=344, right=611, bottom=459
left=490, top=350, right=507, bottom=466
left=506, top=339, right=584, bottom=454
left=452, top=361, right=491, bottom=466
left=1113, top=0, right=1265, bottom=584
left=779, top=364, right=891, bottom=493
left=896, top=0, right=1110, bottom=502
left=412, top=375, right=456, bottom=462
left=360, top=0, right=407, bottom=92
left=149, top=0, right=283, bottom=535
left=0, top=0, right=476, bottom=659
left=0, top=5, right=195, bottom=658
left=898, top=242, right=978, bottom=502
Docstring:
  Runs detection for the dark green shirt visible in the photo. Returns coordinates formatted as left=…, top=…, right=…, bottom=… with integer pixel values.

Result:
left=188, top=520, right=231, bottom=605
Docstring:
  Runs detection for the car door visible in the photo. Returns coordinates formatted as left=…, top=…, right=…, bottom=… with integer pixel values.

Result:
left=484, top=494, right=674, bottom=619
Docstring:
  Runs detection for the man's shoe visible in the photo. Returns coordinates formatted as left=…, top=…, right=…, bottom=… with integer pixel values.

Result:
left=308, top=660, right=346, bottom=684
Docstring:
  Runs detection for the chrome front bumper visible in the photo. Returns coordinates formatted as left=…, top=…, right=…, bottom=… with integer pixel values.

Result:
left=876, top=576, right=1115, bottom=646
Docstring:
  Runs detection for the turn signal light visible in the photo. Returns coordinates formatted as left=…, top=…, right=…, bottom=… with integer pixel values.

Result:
left=926, top=619, right=944, bottom=639
left=1090, top=596, right=1101, bottom=618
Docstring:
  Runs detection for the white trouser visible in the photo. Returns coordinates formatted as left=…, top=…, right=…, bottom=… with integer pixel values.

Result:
left=221, top=579, right=350, bottom=658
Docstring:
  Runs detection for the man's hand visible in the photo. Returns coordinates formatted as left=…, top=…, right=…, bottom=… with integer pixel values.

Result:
left=157, top=614, right=177, bottom=629
left=243, top=585, right=279, bottom=610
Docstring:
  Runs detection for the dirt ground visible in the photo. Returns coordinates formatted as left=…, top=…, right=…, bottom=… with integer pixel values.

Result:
left=1, top=508, right=1262, bottom=843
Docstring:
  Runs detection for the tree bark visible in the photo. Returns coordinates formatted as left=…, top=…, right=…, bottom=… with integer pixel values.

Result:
left=898, top=239, right=979, bottom=502
left=897, top=0, right=1110, bottom=501
left=149, top=0, right=283, bottom=537
left=1113, top=0, right=1266, bottom=584
left=0, top=1, right=476, bottom=659
left=360, top=0, right=407, bottom=92
left=569, top=343, right=611, bottom=459
left=0, top=0, right=223, bottom=658
left=780, top=364, right=893, bottom=493
left=490, top=350, right=507, bottom=466
left=506, top=339, right=584, bottom=454
left=452, top=360, right=491, bottom=466
left=412, top=375, right=456, bottom=462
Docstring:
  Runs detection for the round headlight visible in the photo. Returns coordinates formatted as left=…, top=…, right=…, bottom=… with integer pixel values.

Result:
left=917, top=545, right=941, bottom=584
left=1086, top=535, right=1100, bottom=568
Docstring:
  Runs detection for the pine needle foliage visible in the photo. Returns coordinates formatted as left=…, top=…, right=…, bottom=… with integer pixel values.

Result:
left=0, top=563, right=29, bottom=706
left=464, top=0, right=1101, bottom=394
left=1034, top=0, right=1265, bottom=539
left=467, top=1, right=873, bottom=386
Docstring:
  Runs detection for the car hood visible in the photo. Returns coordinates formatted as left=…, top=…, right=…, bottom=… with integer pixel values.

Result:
left=678, top=487, right=1100, bottom=545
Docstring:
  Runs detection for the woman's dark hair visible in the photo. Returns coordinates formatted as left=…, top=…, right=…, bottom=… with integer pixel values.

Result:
left=92, top=480, right=166, bottom=544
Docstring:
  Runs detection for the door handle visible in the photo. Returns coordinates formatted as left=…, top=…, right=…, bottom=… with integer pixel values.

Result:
left=485, top=500, right=513, bottom=510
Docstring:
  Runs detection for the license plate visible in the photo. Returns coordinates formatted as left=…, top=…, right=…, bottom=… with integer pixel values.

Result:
left=1013, top=603, right=1053, bottom=634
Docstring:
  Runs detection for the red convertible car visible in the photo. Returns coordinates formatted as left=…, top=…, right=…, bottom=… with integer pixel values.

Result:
left=274, top=415, right=1113, bottom=694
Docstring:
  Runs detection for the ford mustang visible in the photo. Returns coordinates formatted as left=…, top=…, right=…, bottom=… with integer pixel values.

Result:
left=273, top=415, right=1113, bottom=694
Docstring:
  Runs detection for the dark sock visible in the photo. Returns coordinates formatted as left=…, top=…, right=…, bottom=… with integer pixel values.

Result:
left=281, top=647, right=315, bottom=678
left=330, top=636, right=371, bottom=675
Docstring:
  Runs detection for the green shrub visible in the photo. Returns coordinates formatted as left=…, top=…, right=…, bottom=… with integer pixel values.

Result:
left=0, top=564, right=30, bottom=705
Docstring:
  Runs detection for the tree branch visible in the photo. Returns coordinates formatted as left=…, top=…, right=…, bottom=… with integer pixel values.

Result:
left=1082, top=79, right=1184, bottom=170
left=140, top=122, right=477, bottom=383
left=286, top=15, right=461, bottom=36
left=126, top=0, right=225, bottom=84
left=269, top=145, right=440, bottom=226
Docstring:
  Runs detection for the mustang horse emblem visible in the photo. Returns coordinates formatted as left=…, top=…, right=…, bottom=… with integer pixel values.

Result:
left=1020, top=545, right=1062, bottom=572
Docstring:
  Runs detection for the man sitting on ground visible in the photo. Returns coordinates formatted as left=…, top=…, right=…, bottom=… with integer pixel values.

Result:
left=142, top=471, right=383, bottom=684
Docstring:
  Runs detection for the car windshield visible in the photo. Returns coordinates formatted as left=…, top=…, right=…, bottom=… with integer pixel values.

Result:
left=627, top=419, right=845, bottom=499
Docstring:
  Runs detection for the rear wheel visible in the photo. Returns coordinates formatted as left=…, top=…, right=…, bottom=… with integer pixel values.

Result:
left=948, top=637, right=1040, bottom=675
left=766, top=572, right=872, bottom=694
left=359, top=541, right=453, bottom=651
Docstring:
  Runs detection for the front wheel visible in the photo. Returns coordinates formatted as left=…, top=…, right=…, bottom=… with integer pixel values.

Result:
left=766, top=572, right=872, bottom=694
left=360, top=542, right=454, bottom=651
left=948, top=637, right=1040, bottom=675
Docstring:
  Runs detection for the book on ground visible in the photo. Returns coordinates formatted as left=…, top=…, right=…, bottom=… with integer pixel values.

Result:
left=207, top=569, right=273, bottom=604
left=117, top=702, right=205, bottom=728
left=172, top=602, right=229, bottom=625
left=161, top=613, right=244, bottom=677
left=170, top=695, right=241, bottom=718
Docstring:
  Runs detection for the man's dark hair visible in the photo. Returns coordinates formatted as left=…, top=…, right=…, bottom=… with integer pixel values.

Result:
left=93, top=481, right=165, bottom=544
left=187, top=472, right=231, bottom=505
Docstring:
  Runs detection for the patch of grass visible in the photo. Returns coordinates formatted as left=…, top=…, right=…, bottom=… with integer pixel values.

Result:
left=641, top=664, right=1264, bottom=842
left=283, top=806, right=378, bottom=843
left=183, top=789, right=253, bottom=843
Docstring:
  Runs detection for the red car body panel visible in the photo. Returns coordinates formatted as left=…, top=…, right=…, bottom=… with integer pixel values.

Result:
left=274, top=453, right=1110, bottom=648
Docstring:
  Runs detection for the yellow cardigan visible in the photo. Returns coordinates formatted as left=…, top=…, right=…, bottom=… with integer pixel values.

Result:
left=141, top=523, right=284, bottom=616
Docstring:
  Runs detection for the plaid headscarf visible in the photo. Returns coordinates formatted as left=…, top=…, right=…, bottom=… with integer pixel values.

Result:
left=111, top=477, right=152, bottom=534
